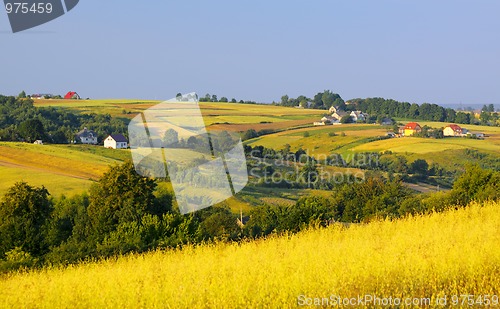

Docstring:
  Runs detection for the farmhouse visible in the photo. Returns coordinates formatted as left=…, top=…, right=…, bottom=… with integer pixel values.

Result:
left=403, top=122, right=422, bottom=136
left=443, top=124, right=464, bottom=137
left=104, top=134, right=128, bottom=149
left=350, top=111, right=369, bottom=122
left=64, top=91, right=80, bottom=100
left=75, top=127, right=98, bottom=145
left=331, top=110, right=348, bottom=122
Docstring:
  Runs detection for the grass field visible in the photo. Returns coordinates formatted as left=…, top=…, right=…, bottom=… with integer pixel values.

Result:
left=248, top=121, right=500, bottom=159
left=0, top=143, right=129, bottom=197
left=1, top=201, right=498, bottom=308
left=33, top=99, right=324, bottom=127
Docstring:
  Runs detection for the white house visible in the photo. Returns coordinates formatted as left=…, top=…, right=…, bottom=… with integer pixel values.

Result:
left=350, top=111, right=369, bottom=122
left=75, top=127, right=98, bottom=145
left=443, top=124, right=464, bottom=137
left=104, top=134, right=128, bottom=149
left=33, top=140, right=43, bottom=145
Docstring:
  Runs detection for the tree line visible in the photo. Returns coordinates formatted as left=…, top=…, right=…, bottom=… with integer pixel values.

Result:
left=0, top=95, right=127, bottom=143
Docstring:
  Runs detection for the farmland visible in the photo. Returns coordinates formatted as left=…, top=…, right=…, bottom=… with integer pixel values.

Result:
left=0, top=143, right=129, bottom=197
left=247, top=121, right=500, bottom=160
left=1, top=200, right=498, bottom=308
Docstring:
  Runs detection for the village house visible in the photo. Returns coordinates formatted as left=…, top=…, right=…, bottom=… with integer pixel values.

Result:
left=443, top=124, right=464, bottom=137
left=331, top=110, right=348, bottom=122
left=64, top=91, right=80, bottom=100
left=350, top=111, right=369, bottom=122
left=104, top=134, right=128, bottom=149
left=75, top=127, right=98, bottom=145
left=403, top=122, right=422, bottom=136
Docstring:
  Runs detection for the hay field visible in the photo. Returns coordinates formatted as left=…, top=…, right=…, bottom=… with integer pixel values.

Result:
left=1, top=201, right=498, bottom=308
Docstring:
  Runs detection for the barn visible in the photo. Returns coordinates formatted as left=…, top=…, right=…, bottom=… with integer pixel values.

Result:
left=64, top=91, right=80, bottom=100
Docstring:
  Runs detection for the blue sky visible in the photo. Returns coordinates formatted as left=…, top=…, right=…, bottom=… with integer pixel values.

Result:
left=1, top=0, right=499, bottom=106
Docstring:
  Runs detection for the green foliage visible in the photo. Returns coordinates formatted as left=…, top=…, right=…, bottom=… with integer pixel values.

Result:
left=0, top=96, right=128, bottom=143
left=451, top=165, right=500, bottom=206
left=340, top=115, right=353, bottom=124
left=162, top=128, right=179, bottom=147
left=87, top=161, right=157, bottom=238
left=0, top=182, right=52, bottom=257
left=18, top=119, right=45, bottom=142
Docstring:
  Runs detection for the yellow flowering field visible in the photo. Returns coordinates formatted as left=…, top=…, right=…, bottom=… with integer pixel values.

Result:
left=1, top=201, right=499, bottom=308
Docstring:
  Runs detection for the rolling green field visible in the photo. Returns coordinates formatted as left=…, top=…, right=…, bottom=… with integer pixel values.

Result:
left=248, top=121, right=500, bottom=158
left=33, top=99, right=323, bottom=126
left=0, top=143, right=129, bottom=197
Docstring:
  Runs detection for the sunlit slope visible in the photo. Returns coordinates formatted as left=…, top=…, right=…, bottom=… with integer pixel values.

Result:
left=1, top=201, right=499, bottom=308
left=0, top=143, right=129, bottom=196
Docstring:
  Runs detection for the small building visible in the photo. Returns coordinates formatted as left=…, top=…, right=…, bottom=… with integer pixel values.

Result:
left=64, top=91, right=80, bottom=100
left=75, top=127, right=98, bottom=145
left=350, top=111, right=369, bottom=122
left=467, top=132, right=485, bottom=139
left=443, top=124, right=463, bottom=137
left=331, top=111, right=348, bottom=122
left=381, top=118, right=393, bottom=126
left=403, top=122, right=422, bottom=136
left=104, top=134, right=128, bottom=149
left=33, top=140, right=43, bottom=145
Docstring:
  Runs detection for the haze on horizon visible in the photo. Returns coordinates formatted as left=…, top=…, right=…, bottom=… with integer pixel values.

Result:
left=1, top=1, right=499, bottom=107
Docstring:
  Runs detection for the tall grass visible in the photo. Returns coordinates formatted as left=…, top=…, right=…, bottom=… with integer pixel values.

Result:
left=1, top=201, right=499, bottom=308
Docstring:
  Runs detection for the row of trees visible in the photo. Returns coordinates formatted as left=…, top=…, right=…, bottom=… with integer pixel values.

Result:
left=0, top=161, right=498, bottom=271
left=195, top=93, right=256, bottom=104
left=278, top=90, right=345, bottom=109
left=0, top=95, right=127, bottom=143
left=348, top=98, right=500, bottom=126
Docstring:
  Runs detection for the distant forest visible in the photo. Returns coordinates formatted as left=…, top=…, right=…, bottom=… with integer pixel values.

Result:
left=276, top=91, right=499, bottom=126
left=0, top=95, right=128, bottom=143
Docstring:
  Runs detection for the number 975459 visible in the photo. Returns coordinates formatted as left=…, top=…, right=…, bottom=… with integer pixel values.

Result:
left=5, top=2, right=53, bottom=14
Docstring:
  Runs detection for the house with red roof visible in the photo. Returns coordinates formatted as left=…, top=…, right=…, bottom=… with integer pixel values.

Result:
left=64, top=91, right=80, bottom=100
left=403, top=122, right=422, bottom=136
left=443, top=124, right=464, bottom=137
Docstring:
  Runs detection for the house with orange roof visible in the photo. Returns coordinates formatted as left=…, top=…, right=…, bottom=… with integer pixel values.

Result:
left=443, top=124, right=464, bottom=137
left=403, top=122, right=422, bottom=136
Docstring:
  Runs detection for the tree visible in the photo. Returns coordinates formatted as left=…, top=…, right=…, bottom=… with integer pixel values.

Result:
left=410, top=159, right=429, bottom=179
left=0, top=182, right=52, bottom=256
left=211, top=95, right=218, bottom=102
left=219, top=97, right=228, bottom=103
left=18, top=119, right=45, bottom=142
left=451, top=165, right=499, bottom=206
left=176, top=93, right=183, bottom=100
left=162, top=128, right=179, bottom=147
left=280, top=95, right=289, bottom=106
left=455, top=112, right=471, bottom=124
left=242, top=129, right=258, bottom=141
left=300, top=161, right=318, bottom=187
left=231, top=98, right=237, bottom=103
left=87, top=161, right=157, bottom=238
left=18, top=91, right=26, bottom=99
left=340, top=115, right=353, bottom=124
left=488, top=104, right=495, bottom=113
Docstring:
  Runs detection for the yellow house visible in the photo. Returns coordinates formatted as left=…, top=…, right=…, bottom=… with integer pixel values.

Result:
left=403, top=122, right=422, bottom=136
